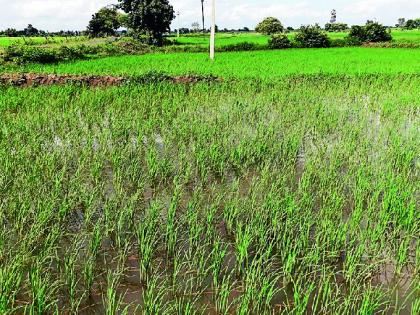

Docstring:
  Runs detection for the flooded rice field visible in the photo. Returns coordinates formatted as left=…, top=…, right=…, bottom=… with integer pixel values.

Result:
left=0, top=76, right=418, bottom=314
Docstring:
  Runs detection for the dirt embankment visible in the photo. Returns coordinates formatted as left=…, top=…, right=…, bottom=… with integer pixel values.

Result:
left=0, top=73, right=221, bottom=87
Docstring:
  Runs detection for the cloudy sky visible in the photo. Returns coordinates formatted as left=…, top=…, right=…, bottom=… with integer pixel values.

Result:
left=1, top=0, right=419, bottom=31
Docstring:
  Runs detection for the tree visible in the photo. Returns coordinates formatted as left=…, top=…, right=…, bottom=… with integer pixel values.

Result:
left=255, top=17, right=284, bottom=35
left=24, top=24, right=39, bottom=36
left=191, top=22, right=200, bottom=33
left=118, top=0, right=175, bottom=46
left=397, top=18, right=406, bottom=28
left=4, top=28, right=18, bottom=37
left=404, top=19, right=420, bottom=30
left=295, top=24, right=330, bottom=48
left=87, top=6, right=121, bottom=37
left=325, top=23, right=348, bottom=32
left=268, top=34, right=291, bottom=49
left=349, top=22, right=392, bottom=42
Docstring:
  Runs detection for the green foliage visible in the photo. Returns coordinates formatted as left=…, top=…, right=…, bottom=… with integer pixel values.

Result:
left=2, top=40, right=152, bottom=64
left=295, top=25, right=330, bottom=48
left=324, top=22, right=348, bottom=32
left=87, top=6, right=121, bottom=37
left=404, top=19, right=420, bottom=30
left=117, top=0, right=175, bottom=46
left=255, top=17, right=284, bottom=35
left=349, top=22, right=392, bottom=42
left=268, top=33, right=292, bottom=49
left=220, top=42, right=264, bottom=52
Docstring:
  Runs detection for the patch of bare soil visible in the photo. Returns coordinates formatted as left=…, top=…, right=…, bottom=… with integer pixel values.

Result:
left=0, top=73, right=221, bottom=87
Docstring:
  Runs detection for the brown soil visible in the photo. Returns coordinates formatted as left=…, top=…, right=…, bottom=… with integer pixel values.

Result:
left=0, top=73, right=221, bottom=87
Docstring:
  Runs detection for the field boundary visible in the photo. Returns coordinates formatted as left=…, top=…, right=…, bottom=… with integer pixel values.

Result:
left=0, top=73, right=222, bottom=87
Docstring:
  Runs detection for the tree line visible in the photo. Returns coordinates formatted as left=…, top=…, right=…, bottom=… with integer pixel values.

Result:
left=0, top=25, right=84, bottom=37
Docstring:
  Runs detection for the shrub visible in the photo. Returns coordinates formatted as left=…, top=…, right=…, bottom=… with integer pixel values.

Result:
left=348, top=22, right=392, bottom=42
left=404, top=19, right=420, bottom=30
left=3, top=45, right=61, bottom=64
left=255, top=17, right=284, bottom=35
left=330, top=37, right=362, bottom=47
left=221, top=42, right=261, bottom=52
left=324, top=23, right=348, bottom=32
left=2, top=40, right=153, bottom=65
left=295, top=25, right=330, bottom=48
left=108, top=38, right=152, bottom=55
left=268, top=34, right=292, bottom=49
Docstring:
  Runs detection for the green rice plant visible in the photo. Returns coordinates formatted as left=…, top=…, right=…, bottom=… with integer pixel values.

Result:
left=103, top=271, right=129, bottom=315
left=0, top=261, right=23, bottom=314
left=83, top=256, right=95, bottom=296
left=137, top=202, right=160, bottom=283
left=234, top=223, right=253, bottom=276
left=166, top=182, right=181, bottom=258
left=142, top=274, right=167, bottom=315
left=215, top=273, right=236, bottom=315
left=290, top=279, right=316, bottom=315
left=210, top=237, right=227, bottom=291
left=63, top=245, right=83, bottom=314
left=26, top=264, right=56, bottom=315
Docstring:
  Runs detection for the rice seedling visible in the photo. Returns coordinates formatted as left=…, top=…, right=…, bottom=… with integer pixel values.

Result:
left=0, top=70, right=418, bottom=313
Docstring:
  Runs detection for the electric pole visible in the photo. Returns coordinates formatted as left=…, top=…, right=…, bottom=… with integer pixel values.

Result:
left=201, top=0, right=205, bottom=33
left=177, top=11, right=180, bottom=38
left=210, top=0, right=215, bottom=60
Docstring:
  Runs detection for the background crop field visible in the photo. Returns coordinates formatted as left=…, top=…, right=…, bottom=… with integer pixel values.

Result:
left=12, top=47, right=420, bottom=79
left=169, top=30, right=420, bottom=46
left=0, top=36, right=87, bottom=47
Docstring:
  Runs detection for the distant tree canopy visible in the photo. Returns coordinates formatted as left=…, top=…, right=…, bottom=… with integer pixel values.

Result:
left=117, top=0, right=175, bottom=46
left=255, top=17, right=284, bottom=35
left=87, top=6, right=121, bottom=37
left=24, top=24, right=39, bottom=36
left=324, top=23, right=348, bottom=32
left=349, top=22, right=392, bottom=42
left=295, top=24, right=330, bottom=48
left=4, top=28, right=19, bottom=37
left=404, top=19, right=420, bottom=29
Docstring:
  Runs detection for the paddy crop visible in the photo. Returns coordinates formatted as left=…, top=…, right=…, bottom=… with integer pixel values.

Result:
left=169, top=30, right=420, bottom=47
left=8, top=47, right=420, bottom=79
left=0, top=74, right=418, bottom=314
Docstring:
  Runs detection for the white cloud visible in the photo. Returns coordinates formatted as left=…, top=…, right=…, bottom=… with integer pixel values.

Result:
left=1, top=0, right=419, bottom=31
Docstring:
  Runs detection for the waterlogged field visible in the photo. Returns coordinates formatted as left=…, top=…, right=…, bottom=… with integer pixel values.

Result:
left=9, top=47, right=420, bottom=78
left=0, top=74, right=419, bottom=314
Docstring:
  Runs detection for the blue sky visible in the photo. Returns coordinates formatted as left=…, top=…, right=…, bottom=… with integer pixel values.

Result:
left=1, top=0, right=419, bottom=31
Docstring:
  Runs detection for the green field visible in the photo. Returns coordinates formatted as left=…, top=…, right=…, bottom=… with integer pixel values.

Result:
left=1, top=29, right=419, bottom=49
left=0, top=36, right=88, bottom=47
left=169, top=30, right=420, bottom=47
left=11, top=47, right=420, bottom=79
left=0, top=22, right=419, bottom=315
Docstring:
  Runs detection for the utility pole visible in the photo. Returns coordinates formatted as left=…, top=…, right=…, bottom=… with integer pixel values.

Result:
left=177, top=11, right=180, bottom=38
left=210, top=0, right=215, bottom=60
left=201, top=0, right=205, bottom=33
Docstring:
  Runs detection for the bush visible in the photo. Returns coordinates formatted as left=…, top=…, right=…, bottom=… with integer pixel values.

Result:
left=3, top=45, right=61, bottom=64
left=268, top=34, right=292, bottom=49
left=255, top=17, right=284, bottom=35
left=221, top=42, right=262, bottom=52
left=2, top=39, right=153, bottom=64
left=330, top=37, right=362, bottom=47
left=348, top=22, right=392, bottom=42
left=324, top=23, right=348, bottom=32
left=108, top=38, right=152, bottom=55
left=295, top=25, right=330, bottom=48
